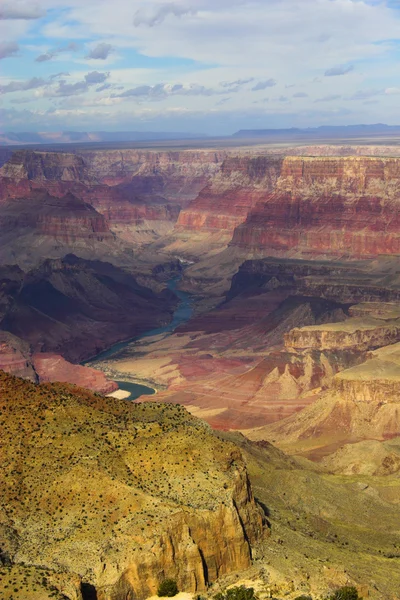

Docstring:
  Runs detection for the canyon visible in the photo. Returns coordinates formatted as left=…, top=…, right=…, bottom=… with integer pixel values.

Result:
left=2, top=142, right=400, bottom=598
left=4, top=144, right=400, bottom=423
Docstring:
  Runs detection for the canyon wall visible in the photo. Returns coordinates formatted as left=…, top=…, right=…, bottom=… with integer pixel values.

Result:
left=0, top=149, right=228, bottom=270
left=231, top=156, right=400, bottom=258
left=6, top=149, right=400, bottom=275
left=176, top=155, right=283, bottom=233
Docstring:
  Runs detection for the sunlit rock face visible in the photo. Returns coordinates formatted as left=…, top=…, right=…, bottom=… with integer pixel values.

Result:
left=0, top=371, right=265, bottom=599
left=231, top=156, right=400, bottom=257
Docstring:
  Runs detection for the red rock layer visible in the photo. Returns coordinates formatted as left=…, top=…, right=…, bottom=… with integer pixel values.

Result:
left=177, top=155, right=283, bottom=233
left=231, top=156, right=400, bottom=258
left=0, top=331, right=118, bottom=394
left=0, top=191, right=113, bottom=244
left=32, top=353, right=118, bottom=394
left=0, top=149, right=226, bottom=237
left=0, top=332, right=37, bottom=382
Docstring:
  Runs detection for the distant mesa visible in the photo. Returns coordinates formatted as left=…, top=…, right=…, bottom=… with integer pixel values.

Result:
left=233, top=123, right=400, bottom=138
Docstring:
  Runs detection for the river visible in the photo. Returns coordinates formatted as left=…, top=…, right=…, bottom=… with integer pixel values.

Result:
left=88, top=276, right=194, bottom=400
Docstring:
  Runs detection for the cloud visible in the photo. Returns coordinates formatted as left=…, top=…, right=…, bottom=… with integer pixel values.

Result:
left=134, top=3, right=196, bottom=27
left=49, top=72, right=70, bottom=80
left=0, top=42, right=19, bottom=59
left=314, top=94, right=342, bottom=102
left=35, top=53, right=53, bottom=63
left=0, top=3, right=44, bottom=20
left=216, top=97, right=231, bottom=106
left=84, top=71, right=109, bottom=84
left=221, top=78, right=254, bottom=88
left=0, top=77, right=47, bottom=94
left=35, top=42, right=79, bottom=63
left=251, top=79, right=277, bottom=91
left=293, top=92, right=308, bottom=98
left=96, top=83, right=112, bottom=92
left=324, top=64, right=354, bottom=76
left=115, top=82, right=227, bottom=100
left=348, top=89, right=382, bottom=100
left=49, top=80, right=89, bottom=97
left=118, top=84, right=164, bottom=99
left=44, top=72, right=110, bottom=97
left=385, top=87, right=400, bottom=95
left=85, top=42, right=113, bottom=60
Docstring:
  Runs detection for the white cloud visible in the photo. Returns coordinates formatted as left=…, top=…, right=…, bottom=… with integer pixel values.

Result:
left=251, top=79, right=277, bottom=91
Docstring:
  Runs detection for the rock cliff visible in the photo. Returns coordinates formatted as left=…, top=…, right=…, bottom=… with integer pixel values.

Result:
left=231, top=156, right=400, bottom=258
left=0, top=331, right=37, bottom=381
left=0, top=371, right=264, bottom=599
left=0, top=149, right=226, bottom=264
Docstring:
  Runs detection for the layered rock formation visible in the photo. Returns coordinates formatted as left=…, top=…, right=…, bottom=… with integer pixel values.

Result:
left=4, top=145, right=400, bottom=449
left=0, top=330, right=118, bottom=393
left=176, top=155, right=283, bottom=234
left=246, top=307, right=400, bottom=455
left=0, top=371, right=264, bottom=599
left=231, top=156, right=400, bottom=259
left=0, top=149, right=226, bottom=267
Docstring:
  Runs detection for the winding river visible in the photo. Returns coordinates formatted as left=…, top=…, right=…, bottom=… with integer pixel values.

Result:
left=89, top=276, right=195, bottom=400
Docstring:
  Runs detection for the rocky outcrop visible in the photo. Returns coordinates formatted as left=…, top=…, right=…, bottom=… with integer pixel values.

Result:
left=32, top=353, right=118, bottom=394
left=247, top=340, right=400, bottom=454
left=228, top=256, right=400, bottom=304
left=0, top=371, right=264, bottom=599
left=0, top=331, right=36, bottom=381
left=0, top=149, right=226, bottom=253
left=285, top=318, right=400, bottom=352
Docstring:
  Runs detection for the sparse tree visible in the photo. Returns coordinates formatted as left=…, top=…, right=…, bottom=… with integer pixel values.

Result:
left=329, top=586, right=361, bottom=600
left=157, top=579, right=179, bottom=597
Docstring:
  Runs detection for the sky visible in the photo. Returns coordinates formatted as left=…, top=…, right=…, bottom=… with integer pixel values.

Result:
left=2, top=0, right=400, bottom=135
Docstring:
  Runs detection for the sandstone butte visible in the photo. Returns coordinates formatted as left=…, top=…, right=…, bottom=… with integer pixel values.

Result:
left=0, top=371, right=265, bottom=600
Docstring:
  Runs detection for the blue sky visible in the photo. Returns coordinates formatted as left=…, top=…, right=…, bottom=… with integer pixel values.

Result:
left=2, top=0, right=400, bottom=134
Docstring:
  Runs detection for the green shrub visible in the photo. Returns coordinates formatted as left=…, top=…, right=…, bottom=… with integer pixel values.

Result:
left=329, top=586, right=361, bottom=600
left=214, top=585, right=257, bottom=600
left=157, top=579, right=179, bottom=597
